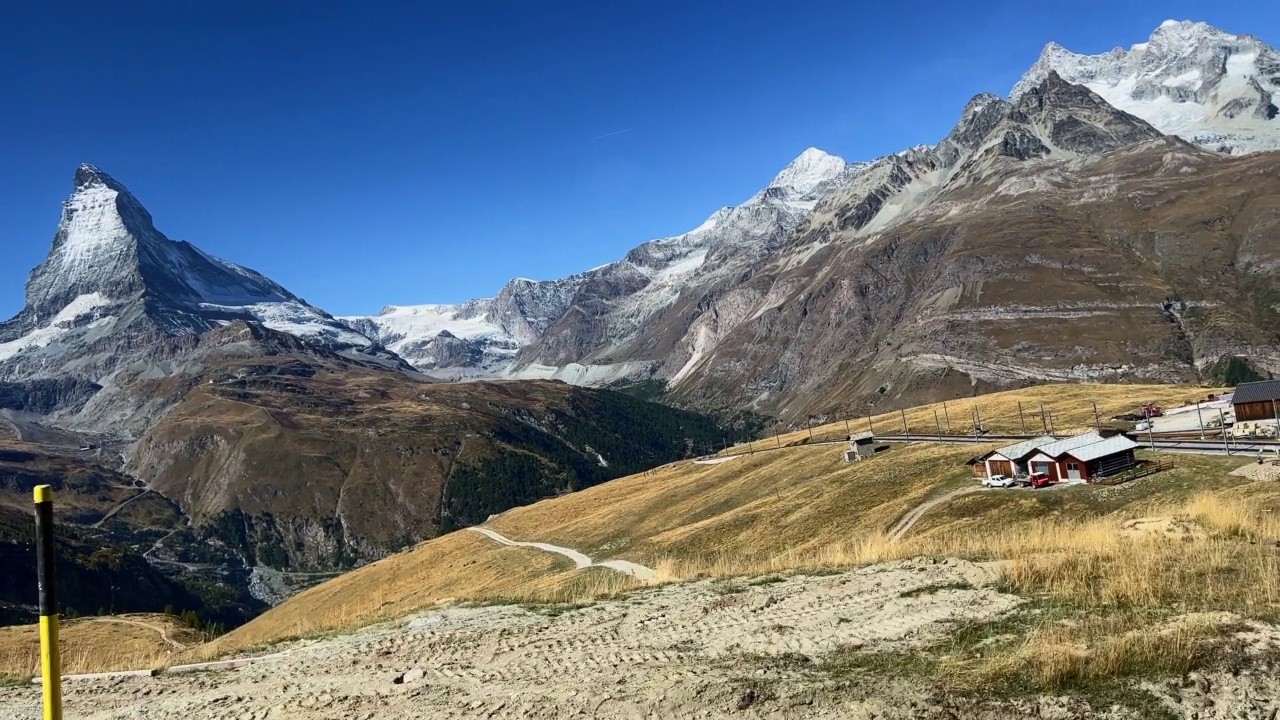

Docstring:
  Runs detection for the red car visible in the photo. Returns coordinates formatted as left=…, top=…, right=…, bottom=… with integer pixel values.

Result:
left=1029, top=473, right=1055, bottom=488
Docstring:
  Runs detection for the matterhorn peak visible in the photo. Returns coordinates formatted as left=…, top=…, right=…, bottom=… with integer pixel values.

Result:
left=74, top=163, right=112, bottom=188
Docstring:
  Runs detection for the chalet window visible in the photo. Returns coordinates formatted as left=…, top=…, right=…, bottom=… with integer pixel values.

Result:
left=1067, top=463, right=1079, bottom=471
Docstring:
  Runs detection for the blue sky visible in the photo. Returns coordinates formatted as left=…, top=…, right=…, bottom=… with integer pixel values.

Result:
left=0, top=1, right=1275, bottom=317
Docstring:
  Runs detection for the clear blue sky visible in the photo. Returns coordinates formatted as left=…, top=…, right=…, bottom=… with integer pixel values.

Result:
left=0, top=1, right=1274, bottom=318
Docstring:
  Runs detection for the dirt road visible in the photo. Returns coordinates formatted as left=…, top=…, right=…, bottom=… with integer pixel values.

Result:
left=0, top=559, right=1018, bottom=719
left=469, top=527, right=657, bottom=581
left=887, top=486, right=984, bottom=543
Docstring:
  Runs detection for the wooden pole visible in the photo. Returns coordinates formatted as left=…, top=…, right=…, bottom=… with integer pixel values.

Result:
left=1040, top=403, right=1048, bottom=434
left=1195, top=401, right=1205, bottom=440
left=1219, top=408, right=1231, bottom=455
left=934, top=409, right=943, bottom=440
left=1017, top=402, right=1026, bottom=434
left=901, top=408, right=909, bottom=439
left=942, top=402, right=952, bottom=433
left=1092, top=402, right=1102, bottom=431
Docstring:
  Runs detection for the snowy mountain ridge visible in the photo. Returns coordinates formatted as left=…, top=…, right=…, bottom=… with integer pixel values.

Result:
left=342, top=147, right=859, bottom=380
left=1010, top=20, right=1280, bottom=154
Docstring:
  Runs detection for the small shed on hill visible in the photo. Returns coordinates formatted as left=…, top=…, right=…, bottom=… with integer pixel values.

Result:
left=1231, top=380, right=1280, bottom=423
left=843, top=431, right=876, bottom=462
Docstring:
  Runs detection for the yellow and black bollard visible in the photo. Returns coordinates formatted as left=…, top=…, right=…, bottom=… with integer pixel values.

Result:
left=34, top=485, right=62, bottom=720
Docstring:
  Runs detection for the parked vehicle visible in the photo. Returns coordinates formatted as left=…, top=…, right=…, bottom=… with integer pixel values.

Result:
left=983, top=474, right=1016, bottom=488
left=1029, top=473, right=1054, bottom=489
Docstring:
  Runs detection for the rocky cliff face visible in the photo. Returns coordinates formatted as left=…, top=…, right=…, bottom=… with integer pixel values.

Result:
left=1011, top=20, right=1280, bottom=154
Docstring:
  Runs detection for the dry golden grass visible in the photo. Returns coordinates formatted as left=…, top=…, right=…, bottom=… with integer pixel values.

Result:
left=491, top=441, right=979, bottom=566
left=745, top=382, right=1229, bottom=450
left=0, top=614, right=199, bottom=681
left=967, top=613, right=1231, bottom=691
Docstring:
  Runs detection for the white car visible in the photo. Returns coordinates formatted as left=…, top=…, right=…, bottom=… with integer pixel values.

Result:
left=983, top=474, right=1016, bottom=488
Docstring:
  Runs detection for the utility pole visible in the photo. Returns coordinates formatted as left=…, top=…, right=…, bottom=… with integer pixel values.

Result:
left=1017, top=402, right=1027, bottom=435
left=972, top=408, right=979, bottom=443
left=1219, top=408, right=1231, bottom=455
left=867, top=415, right=874, bottom=435
left=1195, top=400, right=1205, bottom=440
left=934, top=409, right=943, bottom=440
left=942, top=402, right=952, bottom=433
left=806, top=416, right=813, bottom=442
left=1147, top=418, right=1156, bottom=450
left=774, top=425, right=781, bottom=449
left=901, top=408, right=910, bottom=440
left=1092, top=402, right=1102, bottom=431
left=1040, top=403, right=1048, bottom=434
left=844, top=418, right=850, bottom=435
left=974, top=407, right=984, bottom=436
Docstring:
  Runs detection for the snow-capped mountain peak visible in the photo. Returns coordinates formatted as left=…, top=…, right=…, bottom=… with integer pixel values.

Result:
left=766, top=147, right=849, bottom=195
left=1010, top=20, right=1280, bottom=154
left=1, top=165, right=388, bottom=381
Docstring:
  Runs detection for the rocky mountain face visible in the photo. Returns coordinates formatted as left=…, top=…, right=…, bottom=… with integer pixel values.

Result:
left=0, top=166, right=396, bottom=392
left=1011, top=20, right=1280, bottom=154
left=340, top=148, right=866, bottom=384
left=338, top=274, right=585, bottom=379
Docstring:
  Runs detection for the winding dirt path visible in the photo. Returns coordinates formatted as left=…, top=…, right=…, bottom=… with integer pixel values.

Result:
left=887, top=486, right=984, bottom=543
left=86, top=617, right=187, bottom=652
left=468, top=527, right=657, bottom=582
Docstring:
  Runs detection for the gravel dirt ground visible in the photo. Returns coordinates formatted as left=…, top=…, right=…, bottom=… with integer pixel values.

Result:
left=0, top=559, right=1022, bottom=719
left=4, top=557, right=1278, bottom=719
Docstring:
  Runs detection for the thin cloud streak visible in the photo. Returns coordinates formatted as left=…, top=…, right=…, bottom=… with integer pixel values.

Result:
left=590, top=128, right=632, bottom=142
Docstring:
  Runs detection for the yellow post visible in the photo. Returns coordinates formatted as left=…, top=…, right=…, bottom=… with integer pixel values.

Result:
left=33, top=485, right=62, bottom=720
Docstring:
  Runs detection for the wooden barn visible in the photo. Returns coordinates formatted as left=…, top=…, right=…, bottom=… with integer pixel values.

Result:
left=1026, top=432, right=1138, bottom=482
left=966, top=436, right=1055, bottom=478
left=1231, top=380, right=1280, bottom=422
left=967, top=432, right=1138, bottom=482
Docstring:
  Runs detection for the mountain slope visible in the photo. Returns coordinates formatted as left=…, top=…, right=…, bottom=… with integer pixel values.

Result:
left=1011, top=20, right=1280, bottom=154
left=0, top=165, right=392, bottom=388
left=339, top=148, right=862, bottom=383
left=111, top=321, right=737, bottom=571
left=674, top=132, right=1280, bottom=419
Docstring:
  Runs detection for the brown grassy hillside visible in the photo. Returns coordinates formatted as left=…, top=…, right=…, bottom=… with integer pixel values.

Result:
left=0, top=614, right=202, bottom=681
left=203, top=384, right=1276, bottom=659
